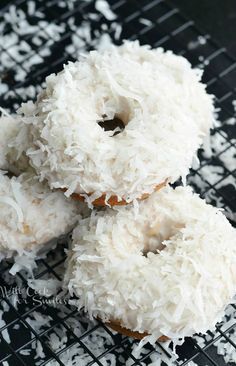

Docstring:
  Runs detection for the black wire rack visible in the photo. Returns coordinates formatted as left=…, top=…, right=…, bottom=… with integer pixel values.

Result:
left=0, top=0, right=236, bottom=365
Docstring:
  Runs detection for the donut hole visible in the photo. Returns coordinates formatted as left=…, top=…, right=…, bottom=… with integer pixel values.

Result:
left=98, top=115, right=125, bottom=136
left=142, top=222, right=184, bottom=257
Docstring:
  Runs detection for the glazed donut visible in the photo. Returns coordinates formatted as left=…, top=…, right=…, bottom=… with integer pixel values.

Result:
left=17, top=41, right=214, bottom=206
left=64, top=186, right=236, bottom=340
left=0, top=171, right=84, bottom=270
left=0, top=114, right=30, bottom=174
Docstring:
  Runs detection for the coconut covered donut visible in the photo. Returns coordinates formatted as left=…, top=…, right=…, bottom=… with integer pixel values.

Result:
left=0, top=171, right=85, bottom=271
left=17, top=41, right=215, bottom=206
left=64, top=186, right=236, bottom=340
left=0, top=114, right=30, bottom=174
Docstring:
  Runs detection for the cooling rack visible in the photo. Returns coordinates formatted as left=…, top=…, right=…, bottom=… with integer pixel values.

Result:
left=0, top=0, right=236, bottom=365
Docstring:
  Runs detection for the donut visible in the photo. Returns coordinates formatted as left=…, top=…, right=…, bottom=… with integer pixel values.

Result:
left=0, top=171, right=85, bottom=270
left=16, top=41, right=215, bottom=206
left=64, top=186, right=236, bottom=340
left=0, top=114, right=30, bottom=175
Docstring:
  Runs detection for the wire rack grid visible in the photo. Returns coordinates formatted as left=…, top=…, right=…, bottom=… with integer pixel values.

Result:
left=0, top=0, right=236, bottom=365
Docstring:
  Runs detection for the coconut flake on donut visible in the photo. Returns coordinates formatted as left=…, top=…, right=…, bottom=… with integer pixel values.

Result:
left=0, top=113, right=30, bottom=174
left=16, top=41, right=215, bottom=203
left=64, top=186, right=236, bottom=340
left=0, top=171, right=87, bottom=273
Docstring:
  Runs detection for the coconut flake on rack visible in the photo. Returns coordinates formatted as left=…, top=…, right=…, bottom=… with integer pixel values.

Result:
left=28, top=278, right=61, bottom=297
left=139, top=18, right=153, bottom=27
left=0, top=0, right=121, bottom=103
left=95, top=0, right=117, bottom=20
left=64, top=186, right=236, bottom=340
left=17, top=41, right=215, bottom=203
left=187, top=35, right=209, bottom=51
left=65, top=17, right=117, bottom=57
left=0, top=171, right=86, bottom=273
left=0, top=3, right=65, bottom=86
left=201, top=130, right=230, bottom=159
left=214, top=328, right=236, bottom=363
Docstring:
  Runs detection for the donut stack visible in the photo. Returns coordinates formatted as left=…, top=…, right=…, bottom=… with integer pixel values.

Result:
left=1, top=41, right=236, bottom=343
